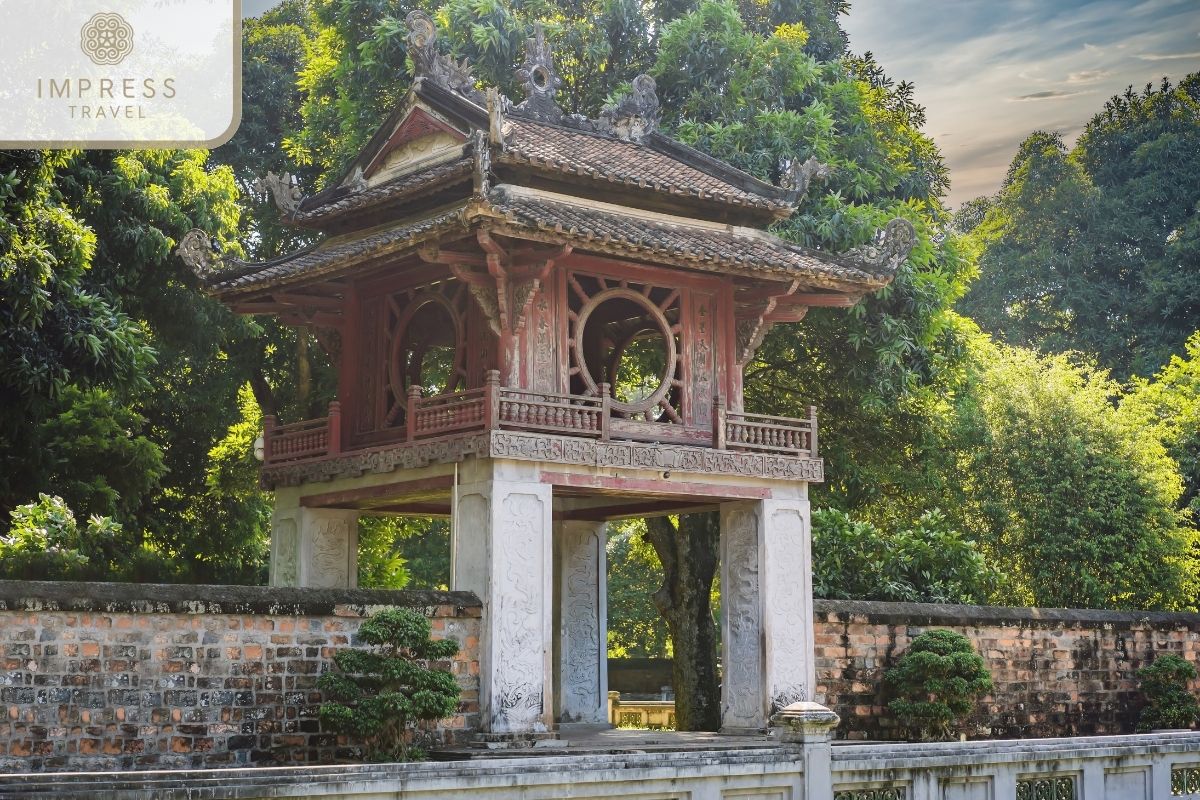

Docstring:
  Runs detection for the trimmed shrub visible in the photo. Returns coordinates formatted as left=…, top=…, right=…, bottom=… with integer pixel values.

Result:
left=1137, top=654, right=1199, bottom=731
left=885, top=629, right=993, bottom=740
left=318, top=608, right=461, bottom=761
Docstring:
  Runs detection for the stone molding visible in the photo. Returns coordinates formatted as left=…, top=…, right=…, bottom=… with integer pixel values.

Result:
left=813, top=598, right=1200, bottom=629
left=263, top=429, right=823, bottom=489
left=0, top=579, right=480, bottom=617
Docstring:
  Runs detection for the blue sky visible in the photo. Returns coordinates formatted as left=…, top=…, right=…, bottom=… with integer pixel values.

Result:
left=242, top=0, right=1200, bottom=206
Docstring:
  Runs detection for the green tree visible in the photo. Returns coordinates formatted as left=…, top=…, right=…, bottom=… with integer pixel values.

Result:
left=812, top=508, right=1001, bottom=604
left=960, top=75, right=1200, bottom=379
left=1122, top=331, right=1200, bottom=518
left=319, top=608, right=461, bottom=761
left=606, top=521, right=672, bottom=659
left=951, top=342, right=1197, bottom=610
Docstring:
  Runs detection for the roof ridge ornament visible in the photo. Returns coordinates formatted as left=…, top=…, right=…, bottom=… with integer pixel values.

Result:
left=252, top=171, right=303, bottom=216
left=781, top=156, right=832, bottom=201
left=846, top=218, right=918, bottom=273
left=513, top=23, right=563, bottom=123
left=598, top=74, right=660, bottom=142
left=405, top=10, right=484, bottom=103
left=176, top=229, right=243, bottom=281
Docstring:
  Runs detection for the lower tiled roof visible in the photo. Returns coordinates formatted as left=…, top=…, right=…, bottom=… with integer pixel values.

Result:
left=208, top=187, right=895, bottom=297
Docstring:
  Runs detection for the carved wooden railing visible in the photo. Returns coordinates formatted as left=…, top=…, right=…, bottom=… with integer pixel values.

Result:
left=497, top=386, right=608, bottom=438
left=717, top=405, right=818, bottom=459
left=263, top=402, right=340, bottom=464
left=263, top=382, right=819, bottom=464
left=407, top=385, right=488, bottom=440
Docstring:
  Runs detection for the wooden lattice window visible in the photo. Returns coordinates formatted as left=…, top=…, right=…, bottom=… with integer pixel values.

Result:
left=567, top=272, right=683, bottom=423
left=383, top=281, right=469, bottom=427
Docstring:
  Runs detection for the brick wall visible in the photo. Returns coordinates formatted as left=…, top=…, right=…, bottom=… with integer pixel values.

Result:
left=0, top=581, right=481, bottom=772
left=814, top=599, right=1200, bottom=740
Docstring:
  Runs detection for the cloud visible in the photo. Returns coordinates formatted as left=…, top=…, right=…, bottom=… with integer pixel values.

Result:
left=1136, top=51, right=1200, bottom=60
left=1009, top=89, right=1093, bottom=102
left=1067, top=69, right=1112, bottom=84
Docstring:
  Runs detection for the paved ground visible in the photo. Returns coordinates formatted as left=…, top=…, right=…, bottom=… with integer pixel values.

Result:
left=435, top=726, right=787, bottom=759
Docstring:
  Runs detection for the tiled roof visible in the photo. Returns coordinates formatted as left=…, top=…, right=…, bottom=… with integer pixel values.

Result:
left=208, top=187, right=893, bottom=297
left=209, top=206, right=469, bottom=293
left=487, top=190, right=888, bottom=290
left=292, top=157, right=473, bottom=225
left=501, top=119, right=793, bottom=216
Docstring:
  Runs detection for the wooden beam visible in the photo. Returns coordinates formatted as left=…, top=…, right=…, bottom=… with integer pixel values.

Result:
left=299, top=475, right=455, bottom=508
left=270, top=292, right=346, bottom=310
left=539, top=471, right=772, bottom=500
left=561, top=499, right=716, bottom=522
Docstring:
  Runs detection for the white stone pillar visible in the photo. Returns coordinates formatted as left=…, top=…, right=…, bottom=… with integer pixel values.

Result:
left=454, top=464, right=554, bottom=736
left=720, top=498, right=814, bottom=731
left=554, top=520, right=608, bottom=724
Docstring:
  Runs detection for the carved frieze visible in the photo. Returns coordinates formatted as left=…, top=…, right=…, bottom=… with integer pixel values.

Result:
left=262, top=430, right=822, bottom=488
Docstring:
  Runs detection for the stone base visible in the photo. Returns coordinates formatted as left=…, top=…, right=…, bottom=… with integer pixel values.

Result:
left=470, top=731, right=561, bottom=750
left=720, top=726, right=768, bottom=736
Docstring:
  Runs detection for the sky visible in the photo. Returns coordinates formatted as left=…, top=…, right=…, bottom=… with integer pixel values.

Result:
left=843, top=0, right=1200, bottom=206
left=242, top=0, right=1200, bottom=207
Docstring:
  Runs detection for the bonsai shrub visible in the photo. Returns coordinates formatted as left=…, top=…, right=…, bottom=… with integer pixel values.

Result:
left=884, top=629, right=993, bottom=741
left=319, top=608, right=461, bottom=761
left=1136, top=654, right=1199, bottom=731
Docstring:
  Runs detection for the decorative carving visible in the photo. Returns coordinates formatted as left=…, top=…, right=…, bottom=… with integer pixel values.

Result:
left=252, top=171, right=303, bottom=215
left=722, top=507, right=763, bottom=728
left=781, top=156, right=832, bottom=198
left=470, top=129, right=491, bottom=196
left=598, top=74, right=660, bottom=142
left=560, top=525, right=602, bottom=720
left=260, top=429, right=824, bottom=488
left=492, top=493, right=547, bottom=731
left=834, top=788, right=905, bottom=800
left=735, top=316, right=772, bottom=367
left=309, top=517, right=350, bottom=588
left=468, top=284, right=502, bottom=337
left=513, top=23, right=563, bottom=123
left=176, top=229, right=220, bottom=279
left=405, top=11, right=483, bottom=102
left=272, top=518, right=298, bottom=587
left=846, top=218, right=918, bottom=273
left=1016, top=777, right=1075, bottom=800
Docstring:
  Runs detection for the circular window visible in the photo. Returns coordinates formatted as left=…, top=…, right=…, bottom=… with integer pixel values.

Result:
left=388, top=294, right=464, bottom=404
left=574, top=288, right=677, bottom=417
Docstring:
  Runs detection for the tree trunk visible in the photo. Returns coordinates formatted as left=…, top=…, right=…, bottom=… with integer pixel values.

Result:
left=644, top=512, right=721, bottom=731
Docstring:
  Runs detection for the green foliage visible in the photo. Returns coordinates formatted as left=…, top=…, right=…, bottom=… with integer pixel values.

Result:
left=951, top=343, right=1197, bottom=610
left=318, top=608, right=461, bottom=761
left=1121, top=332, right=1200, bottom=518
left=0, top=494, right=183, bottom=582
left=960, top=74, right=1200, bottom=380
left=812, top=508, right=1000, bottom=604
left=885, top=629, right=993, bottom=741
left=1136, top=654, right=1199, bottom=732
left=606, top=521, right=672, bottom=658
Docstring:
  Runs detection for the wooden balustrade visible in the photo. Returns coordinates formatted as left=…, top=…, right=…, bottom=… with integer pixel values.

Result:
left=722, top=406, right=818, bottom=458
left=263, top=385, right=817, bottom=464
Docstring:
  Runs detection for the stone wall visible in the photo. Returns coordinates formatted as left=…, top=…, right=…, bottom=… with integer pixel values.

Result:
left=0, top=581, right=481, bottom=772
left=814, top=599, right=1200, bottom=740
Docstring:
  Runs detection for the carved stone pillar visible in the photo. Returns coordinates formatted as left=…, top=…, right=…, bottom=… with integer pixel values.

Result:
left=719, top=498, right=814, bottom=731
left=554, top=520, right=608, bottom=724
left=454, top=466, right=555, bottom=736
left=271, top=507, right=359, bottom=589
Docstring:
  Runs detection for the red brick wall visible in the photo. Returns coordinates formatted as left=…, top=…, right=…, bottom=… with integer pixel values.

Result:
left=0, top=582, right=481, bottom=772
left=813, top=600, right=1200, bottom=740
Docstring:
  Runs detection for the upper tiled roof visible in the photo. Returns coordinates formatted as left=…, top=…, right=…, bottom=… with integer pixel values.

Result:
left=291, top=157, right=472, bottom=226
left=500, top=119, right=794, bottom=216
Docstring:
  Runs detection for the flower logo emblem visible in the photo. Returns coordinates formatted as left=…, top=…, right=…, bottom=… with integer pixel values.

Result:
left=80, top=12, right=134, bottom=66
